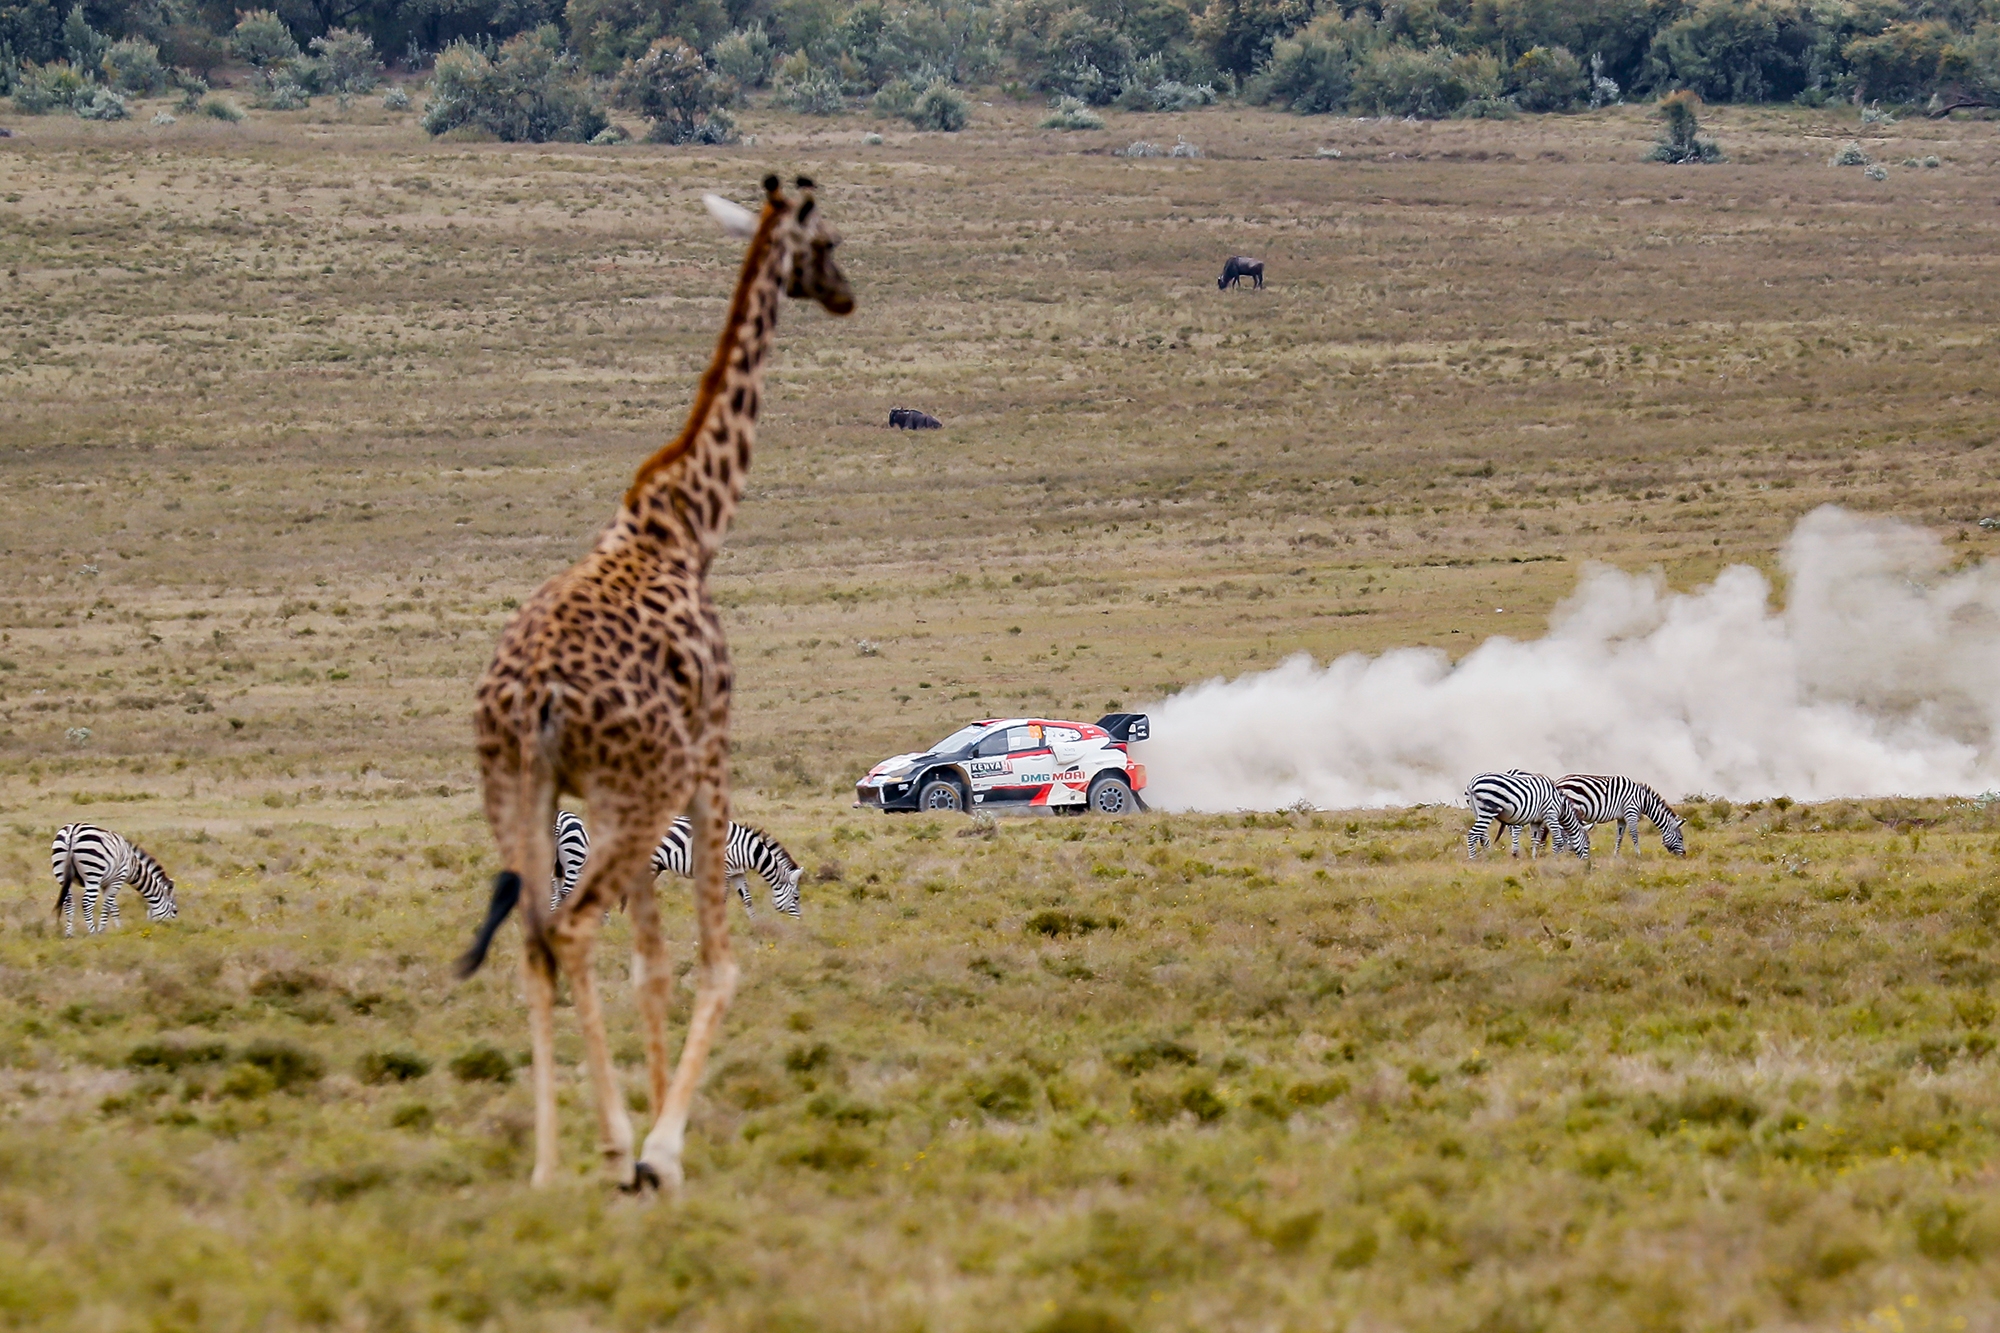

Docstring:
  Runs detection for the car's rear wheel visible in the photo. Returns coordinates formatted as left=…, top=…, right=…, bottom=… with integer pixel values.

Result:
left=1086, top=774, right=1136, bottom=815
left=917, top=778, right=967, bottom=813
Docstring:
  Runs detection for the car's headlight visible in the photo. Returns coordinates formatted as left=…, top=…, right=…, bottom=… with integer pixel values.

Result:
left=871, top=762, right=918, bottom=784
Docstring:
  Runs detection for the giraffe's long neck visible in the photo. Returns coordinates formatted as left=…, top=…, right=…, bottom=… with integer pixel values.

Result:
left=621, top=206, right=787, bottom=560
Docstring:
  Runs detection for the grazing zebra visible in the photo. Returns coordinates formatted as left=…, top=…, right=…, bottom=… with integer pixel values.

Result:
left=1464, top=770, right=1589, bottom=862
left=1552, top=775, right=1687, bottom=857
left=51, top=823, right=178, bottom=937
left=552, top=810, right=803, bottom=916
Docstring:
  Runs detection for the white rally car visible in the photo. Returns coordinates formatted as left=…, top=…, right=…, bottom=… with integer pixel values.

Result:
left=854, top=714, right=1148, bottom=815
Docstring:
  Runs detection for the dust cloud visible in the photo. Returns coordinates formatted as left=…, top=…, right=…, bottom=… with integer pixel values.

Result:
left=1138, top=507, right=2000, bottom=811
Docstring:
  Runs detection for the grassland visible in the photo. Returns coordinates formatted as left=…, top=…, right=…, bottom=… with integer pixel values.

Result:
left=1, top=93, right=1999, bottom=1330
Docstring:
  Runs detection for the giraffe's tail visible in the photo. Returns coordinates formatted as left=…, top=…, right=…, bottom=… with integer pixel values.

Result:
left=456, top=871, right=522, bottom=978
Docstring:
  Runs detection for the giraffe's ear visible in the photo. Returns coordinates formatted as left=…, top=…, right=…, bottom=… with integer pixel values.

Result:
left=703, top=193, right=758, bottom=239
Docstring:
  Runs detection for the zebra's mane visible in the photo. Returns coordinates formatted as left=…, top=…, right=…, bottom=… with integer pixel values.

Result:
left=129, top=844, right=172, bottom=888
left=737, top=823, right=797, bottom=871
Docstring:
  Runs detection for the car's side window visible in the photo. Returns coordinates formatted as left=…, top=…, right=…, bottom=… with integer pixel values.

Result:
left=1046, top=726, right=1082, bottom=745
left=1005, top=725, right=1043, bottom=753
left=972, top=731, right=1011, bottom=758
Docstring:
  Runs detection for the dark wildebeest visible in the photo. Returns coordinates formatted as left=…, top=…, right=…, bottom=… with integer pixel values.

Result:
left=1218, top=256, right=1264, bottom=290
left=889, top=408, right=942, bottom=429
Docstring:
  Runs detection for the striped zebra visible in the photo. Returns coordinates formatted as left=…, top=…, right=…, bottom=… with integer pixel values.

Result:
left=1553, top=775, right=1687, bottom=857
left=1464, top=770, right=1589, bottom=861
left=552, top=810, right=803, bottom=916
left=51, top=823, right=178, bottom=937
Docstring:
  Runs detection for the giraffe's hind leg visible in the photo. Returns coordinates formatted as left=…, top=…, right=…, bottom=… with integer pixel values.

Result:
left=476, top=735, right=560, bottom=1184
left=638, top=776, right=739, bottom=1191
left=551, top=802, right=662, bottom=1189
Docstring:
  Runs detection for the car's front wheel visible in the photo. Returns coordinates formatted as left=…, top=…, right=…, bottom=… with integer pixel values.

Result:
left=917, top=778, right=967, bottom=813
left=1086, top=774, right=1137, bottom=815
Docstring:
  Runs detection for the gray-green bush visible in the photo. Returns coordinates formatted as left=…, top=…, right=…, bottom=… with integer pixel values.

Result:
left=773, top=63, right=845, bottom=114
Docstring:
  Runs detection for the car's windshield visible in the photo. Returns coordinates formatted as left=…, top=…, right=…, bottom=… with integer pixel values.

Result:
left=929, top=722, right=998, bottom=754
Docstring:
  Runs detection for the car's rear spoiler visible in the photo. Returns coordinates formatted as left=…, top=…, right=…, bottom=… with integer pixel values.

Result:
left=1096, top=713, right=1149, bottom=743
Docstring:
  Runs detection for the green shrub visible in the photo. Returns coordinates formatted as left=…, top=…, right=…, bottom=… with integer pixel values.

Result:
left=871, top=74, right=919, bottom=116
left=1510, top=45, right=1584, bottom=112
left=448, top=1043, right=514, bottom=1082
left=907, top=78, right=968, bottom=130
left=102, top=36, right=164, bottom=94
left=422, top=27, right=607, bottom=143
left=227, top=10, right=298, bottom=75
left=708, top=22, right=771, bottom=90
left=199, top=95, right=244, bottom=120
left=308, top=28, right=379, bottom=105
left=1254, top=14, right=1367, bottom=114
left=1353, top=44, right=1500, bottom=118
left=381, top=85, right=409, bottom=110
left=1830, top=140, right=1869, bottom=166
left=12, top=60, right=87, bottom=113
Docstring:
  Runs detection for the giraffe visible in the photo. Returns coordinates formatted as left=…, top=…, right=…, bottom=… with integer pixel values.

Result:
left=456, top=175, right=853, bottom=1192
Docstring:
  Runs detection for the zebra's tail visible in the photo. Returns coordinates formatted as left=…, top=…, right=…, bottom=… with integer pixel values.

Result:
left=456, top=871, right=523, bottom=978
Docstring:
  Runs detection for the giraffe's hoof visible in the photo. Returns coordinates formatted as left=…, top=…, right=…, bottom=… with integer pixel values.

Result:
left=622, top=1161, right=663, bottom=1196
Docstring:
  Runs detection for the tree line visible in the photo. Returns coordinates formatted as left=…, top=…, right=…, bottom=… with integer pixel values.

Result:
left=7, top=0, right=2000, bottom=140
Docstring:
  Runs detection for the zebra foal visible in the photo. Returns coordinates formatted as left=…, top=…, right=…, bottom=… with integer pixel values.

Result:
left=1554, top=775, right=1687, bottom=857
left=1464, top=771, right=1589, bottom=862
left=552, top=810, right=803, bottom=916
left=51, top=823, right=178, bottom=936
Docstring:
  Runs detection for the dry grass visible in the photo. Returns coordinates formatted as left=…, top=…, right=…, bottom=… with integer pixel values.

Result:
left=1, top=94, right=1999, bottom=1330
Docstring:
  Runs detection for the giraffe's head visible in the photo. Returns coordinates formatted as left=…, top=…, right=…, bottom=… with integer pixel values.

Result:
left=705, top=175, right=854, bottom=317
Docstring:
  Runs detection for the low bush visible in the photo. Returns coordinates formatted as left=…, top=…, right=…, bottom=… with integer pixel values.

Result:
left=1831, top=140, right=1870, bottom=166
left=199, top=95, right=244, bottom=120
left=1040, top=95, right=1102, bottom=129
left=358, top=1050, right=430, bottom=1084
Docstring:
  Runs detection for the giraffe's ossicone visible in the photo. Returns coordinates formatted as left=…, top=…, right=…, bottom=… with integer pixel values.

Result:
left=458, top=176, right=852, bottom=1192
